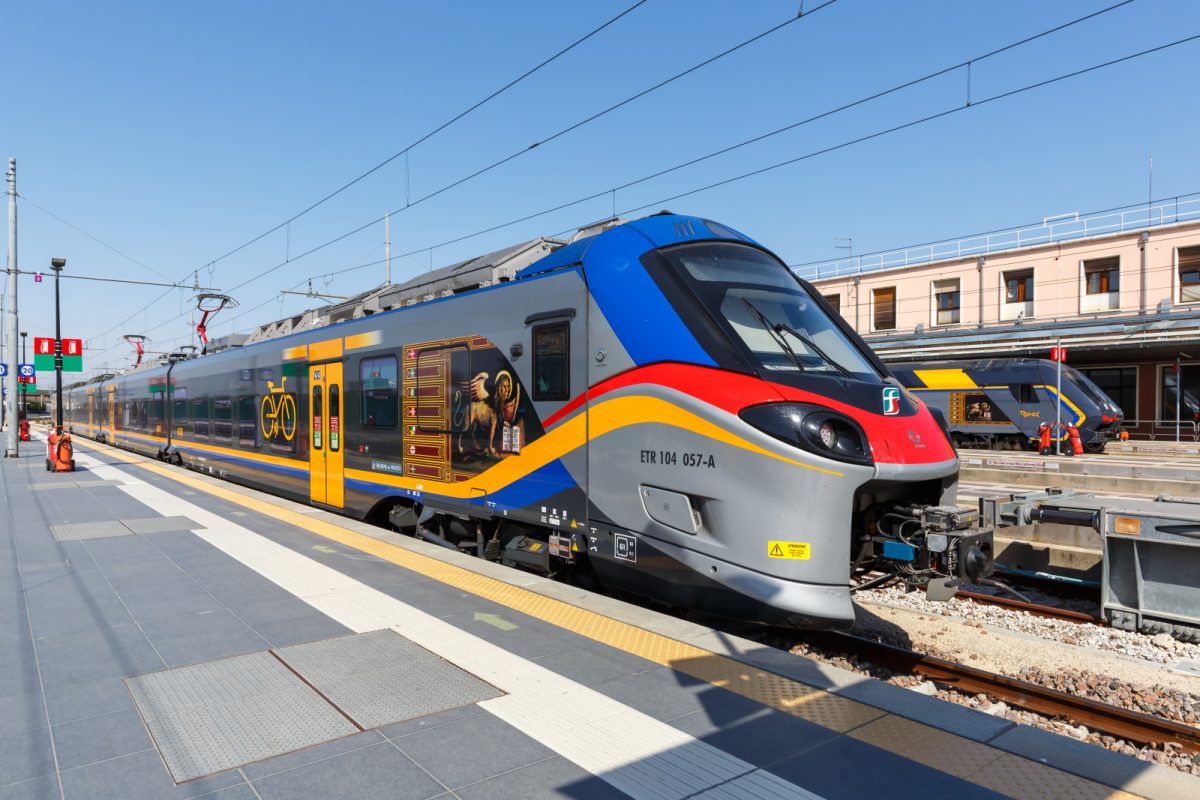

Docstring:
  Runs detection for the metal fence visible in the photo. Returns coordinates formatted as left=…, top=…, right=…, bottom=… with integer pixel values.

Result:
left=794, top=193, right=1200, bottom=281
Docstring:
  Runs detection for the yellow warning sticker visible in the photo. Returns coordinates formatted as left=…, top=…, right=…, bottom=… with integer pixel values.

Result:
left=767, top=541, right=811, bottom=560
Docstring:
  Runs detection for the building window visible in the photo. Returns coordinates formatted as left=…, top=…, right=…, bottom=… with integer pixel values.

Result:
left=1001, top=268, right=1035, bottom=321
left=360, top=355, right=398, bottom=428
left=1084, top=256, right=1119, bottom=294
left=1160, top=364, right=1200, bottom=424
left=823, top=294, right=840, bottom=314
left=1005, top=269, right=1034, bottom=303
left=1180, top=246, right=1200, bottom=303
left=1080, top=367, right=1137, bottom=420
left=872, top=287, right=896, bottom=331
left=532, top=323, right=570, bottom=401
left=1082, top=256, right=1119, bottom=313
left=933, top=279, right=960, bottom=326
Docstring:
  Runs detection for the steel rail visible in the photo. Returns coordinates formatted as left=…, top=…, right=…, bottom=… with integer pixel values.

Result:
left=954, top=591, right=1106, bottom=625
left=807, top=631, right=1200, bottom=756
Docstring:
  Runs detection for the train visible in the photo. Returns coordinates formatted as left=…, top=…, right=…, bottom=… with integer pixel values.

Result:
left=891, top=359, right=1124, bottom=453
left=64, top=213, right=993, bottom=630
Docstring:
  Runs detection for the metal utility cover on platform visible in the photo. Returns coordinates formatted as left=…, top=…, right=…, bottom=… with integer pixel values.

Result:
left=49, top=520, right=134, bottom=541
left=127, top=651, right=357, bottom=783
left=275, top=629, right=502, bottom=729
left=122, top=516, right=199, bottom=534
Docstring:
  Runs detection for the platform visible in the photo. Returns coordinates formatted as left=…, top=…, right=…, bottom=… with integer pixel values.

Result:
left=2, top=437, right=1198, bottom=800
left=958, top=450, right=1200, bottom=495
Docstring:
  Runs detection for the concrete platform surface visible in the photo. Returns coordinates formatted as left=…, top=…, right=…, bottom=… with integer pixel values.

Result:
left=1, top=435, right=1196, bottom=800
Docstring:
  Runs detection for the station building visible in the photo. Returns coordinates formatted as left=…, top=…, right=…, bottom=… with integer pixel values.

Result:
left=800, top=193, right=1200, bottom=439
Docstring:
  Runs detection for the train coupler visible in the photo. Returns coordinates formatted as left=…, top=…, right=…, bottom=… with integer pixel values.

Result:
left=871, top=505, right=994, bottom=601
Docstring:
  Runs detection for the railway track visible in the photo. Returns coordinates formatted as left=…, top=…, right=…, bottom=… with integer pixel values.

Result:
left=803, top=631, right=1200, bottom=756
left=954, top=590, right=1105, bottom=625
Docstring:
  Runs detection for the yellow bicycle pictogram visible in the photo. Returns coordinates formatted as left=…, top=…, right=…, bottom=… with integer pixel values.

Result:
left=261, top=377, right=297, bottom=442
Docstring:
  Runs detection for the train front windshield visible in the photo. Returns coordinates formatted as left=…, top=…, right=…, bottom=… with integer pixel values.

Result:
left=663, top=242, right=882, bottom=382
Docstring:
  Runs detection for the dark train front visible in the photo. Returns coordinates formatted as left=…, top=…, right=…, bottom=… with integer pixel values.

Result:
left=64, top=213, right=994, bottom=631
left=551, top=215, right=994, bottom=629
left=893, top=359, right=1125, bottom=452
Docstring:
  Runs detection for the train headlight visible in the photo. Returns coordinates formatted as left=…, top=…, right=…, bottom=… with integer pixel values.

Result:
left=818, top=421, right=838, bottom=449
left=739, top=403, right=873, bottom=466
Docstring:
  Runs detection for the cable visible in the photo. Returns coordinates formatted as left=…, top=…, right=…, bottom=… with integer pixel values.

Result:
left=15, top=270, right=215, bottom=290
left=197, top=0, right=651, bottom=272
left=20, top=195, right=176, bottom=282
left=88, top=24, right=1198, bottom=360
left=87, top=1, right=844, bottom=354
left=224, top=0, right=844, bottom=295
left=149, top=31, right=1200, bottom=354
left=299, top=30, right=1200, bottom=293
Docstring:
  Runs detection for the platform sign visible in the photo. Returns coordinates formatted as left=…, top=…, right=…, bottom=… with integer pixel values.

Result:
left=62, top=338, right=83, bottom=372
left=32, top=337, right=83, bottom=372
left=33, top=337, right=56, bottom=371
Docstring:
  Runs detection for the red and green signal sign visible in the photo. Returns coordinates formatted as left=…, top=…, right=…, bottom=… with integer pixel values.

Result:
left=33, top=337, right=83, bottom=372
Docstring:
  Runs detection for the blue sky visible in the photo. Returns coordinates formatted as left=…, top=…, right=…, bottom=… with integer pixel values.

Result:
left=3, top=0, right=1198, bottom=377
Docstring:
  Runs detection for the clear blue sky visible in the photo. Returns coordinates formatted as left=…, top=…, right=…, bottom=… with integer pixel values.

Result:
left=3, top=0, right=1198, bottom=378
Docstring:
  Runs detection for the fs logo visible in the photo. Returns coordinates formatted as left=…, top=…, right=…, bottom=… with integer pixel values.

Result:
left=882, top=386, right=901, bottom=416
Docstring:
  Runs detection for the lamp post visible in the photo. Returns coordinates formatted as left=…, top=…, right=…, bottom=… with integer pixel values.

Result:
left=19, top=330, right=26, bottom=418
left=50, top=257, right=65, bottom=435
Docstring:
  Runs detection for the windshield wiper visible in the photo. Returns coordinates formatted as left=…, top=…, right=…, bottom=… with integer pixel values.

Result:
left=773, top=321, right=855, bottom=380
left=741, top=299, right=804, bottom=372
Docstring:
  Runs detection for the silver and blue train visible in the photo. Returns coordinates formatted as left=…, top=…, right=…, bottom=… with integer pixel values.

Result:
left=65, top=213, right=993, bottom=629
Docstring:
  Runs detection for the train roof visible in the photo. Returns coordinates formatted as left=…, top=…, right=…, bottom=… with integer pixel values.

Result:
left=891, top=358, right=1059, bottom=372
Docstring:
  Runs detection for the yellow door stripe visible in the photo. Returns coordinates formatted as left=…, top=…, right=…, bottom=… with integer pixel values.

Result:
left=86, top=441, right=1140, bottom=800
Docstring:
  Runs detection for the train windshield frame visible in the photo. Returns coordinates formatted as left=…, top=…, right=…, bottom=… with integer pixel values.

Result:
left=656, top=242, right=883, bottom=382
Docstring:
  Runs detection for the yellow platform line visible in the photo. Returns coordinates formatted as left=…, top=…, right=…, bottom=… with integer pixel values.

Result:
left=88, top=441, right=1143, bottom=800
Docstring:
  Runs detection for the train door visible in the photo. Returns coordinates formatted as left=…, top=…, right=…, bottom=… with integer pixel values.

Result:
left=106, top=384, right=116, bottom=440
left=87, top=389, right=95, bottom=434
left=308, top=362, right=344, bottom=508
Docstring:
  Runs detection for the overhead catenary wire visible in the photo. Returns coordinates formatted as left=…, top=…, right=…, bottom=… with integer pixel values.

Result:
left=282, top=30, right=1200, bottom=296
left=88, top=0, right=846, bottom=360
left=177, top=29, right=1198, bottom=351
left=83, top=1, right=650, bottom=351
left=92, top=13, right=1196, bottom=360
left=225, top=0, right=1144, bottom=295
left=222, top=0, right=844, bottom=296
left=194, top=0, right=653, bottom=273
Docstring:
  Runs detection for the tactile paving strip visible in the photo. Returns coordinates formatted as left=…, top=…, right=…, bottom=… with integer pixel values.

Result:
left=126, top=650, right=357, bottom=783
left=275, top=629, right=502, bottom=729
left=122, top=516, right=199, bottom=534
left=49, top=520, right=134, bottom=541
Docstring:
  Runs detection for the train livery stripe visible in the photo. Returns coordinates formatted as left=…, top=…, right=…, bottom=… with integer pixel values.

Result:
left=111, top=429, right=306, bottom=473
left=912, top=368, right=980, bottom=390
left=100, top=392, right=841, bottom=508
left=347, top=393, right=841, bottom=498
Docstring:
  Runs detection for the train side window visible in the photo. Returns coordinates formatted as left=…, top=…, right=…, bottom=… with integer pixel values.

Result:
left=214, top=398, right=233, bottom=440
left=1015, top=384, right=1036, bottom=403
left=312, top=385, right=324, bottom=450
left=238, top=396, right=258, bottom=447
left=532, top=323, right=570, bottom=401
left=329, top=384, right=341, bottom=452
left=193, top=399, right=211, bottom=438
left=173, top=388, right=189, bottom=423
left=360, top=355, right=398, bottom=428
